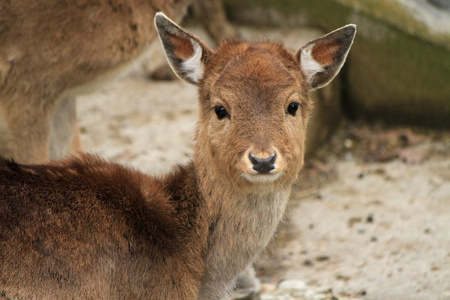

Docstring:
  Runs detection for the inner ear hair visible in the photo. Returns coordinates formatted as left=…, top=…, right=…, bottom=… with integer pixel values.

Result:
left=167, top=34, right=195, bottom=60
left=298, top=24, right=356, bottom=90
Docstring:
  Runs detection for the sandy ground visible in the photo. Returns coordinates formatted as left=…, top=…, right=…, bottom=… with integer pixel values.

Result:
left=77, top=27, right=450, bottom=300
left=257, top=125, right=450, bottom=300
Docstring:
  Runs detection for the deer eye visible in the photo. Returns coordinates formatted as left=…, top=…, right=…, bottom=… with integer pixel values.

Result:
left=214, top=105, right=229, bottom=120
left=287, top=102, right=300, bottom=116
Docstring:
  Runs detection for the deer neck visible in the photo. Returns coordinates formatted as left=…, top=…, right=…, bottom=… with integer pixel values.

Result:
left=193, top=152, right=292, bottom=300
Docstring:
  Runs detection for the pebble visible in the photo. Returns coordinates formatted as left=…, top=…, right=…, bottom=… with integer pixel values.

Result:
left=344, top=139, right=354, bottom=149
left=430, top=176, right=443, bottom=187
left=357, top=226, right=366, bottom=234
left=278, top=279, right=307, bottom=292
left=256, top=280, right=338, bottom=300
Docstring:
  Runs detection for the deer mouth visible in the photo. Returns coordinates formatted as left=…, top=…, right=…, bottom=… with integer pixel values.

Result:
left=241, top=172, right=284, bottom=183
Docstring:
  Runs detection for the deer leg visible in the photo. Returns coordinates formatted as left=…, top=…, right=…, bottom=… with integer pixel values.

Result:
left=232, top=265, right=261, bottom=300
left=192, top=0, right=240, bottom=45
left=69, top=123, right=83, bottom=155
left=49, top=96, right=82, bottom=160
left=0, top=97, right=52, bottom=164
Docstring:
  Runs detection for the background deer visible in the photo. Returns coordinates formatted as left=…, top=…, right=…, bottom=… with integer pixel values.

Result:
left=0, top=0, right=237, bottom=164
left=0, top=13, right=355, bottom=300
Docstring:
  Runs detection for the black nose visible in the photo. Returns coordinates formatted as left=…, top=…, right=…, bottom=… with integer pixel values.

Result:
left=249, top=153, right=277, bottom=174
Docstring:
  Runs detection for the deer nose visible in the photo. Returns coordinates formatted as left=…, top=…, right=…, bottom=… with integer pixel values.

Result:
left=249, top=152, right=277, bottom=174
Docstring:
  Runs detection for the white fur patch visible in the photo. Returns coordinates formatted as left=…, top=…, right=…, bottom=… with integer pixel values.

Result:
left=300, top=44, right=324, bottom=85
left=242, top=172, right=284, bottom=183
left=181, top=41, right=204, bottom=83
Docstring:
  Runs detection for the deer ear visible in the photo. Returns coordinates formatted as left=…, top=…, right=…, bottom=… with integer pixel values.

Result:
left=297, top=24, right=356, bottom=90
left=154, top=12, right=214, bottom=85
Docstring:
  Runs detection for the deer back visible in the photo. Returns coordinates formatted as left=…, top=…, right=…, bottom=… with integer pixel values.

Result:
left=0, top=154, right=207, bottom=299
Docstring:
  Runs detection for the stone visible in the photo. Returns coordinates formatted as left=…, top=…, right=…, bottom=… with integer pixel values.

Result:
left=278, top=279, right=307, bottom=292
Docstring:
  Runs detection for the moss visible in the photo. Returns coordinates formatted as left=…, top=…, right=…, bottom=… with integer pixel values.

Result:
left=224, top=0, right=350, bottom=29
left=346, top=14, right=450, bottom=127
left=225, top=0, right=450, bottom=50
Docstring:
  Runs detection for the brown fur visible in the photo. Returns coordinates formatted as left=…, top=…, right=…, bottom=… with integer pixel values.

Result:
left=0, top=14, right=355, bottom=299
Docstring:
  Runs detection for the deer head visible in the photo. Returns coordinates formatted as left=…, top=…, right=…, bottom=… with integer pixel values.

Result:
left=155, top=12, right=355, bottom=193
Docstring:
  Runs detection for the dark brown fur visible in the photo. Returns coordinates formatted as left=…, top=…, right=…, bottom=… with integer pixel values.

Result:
left=0, top=155, right=206, bottom=299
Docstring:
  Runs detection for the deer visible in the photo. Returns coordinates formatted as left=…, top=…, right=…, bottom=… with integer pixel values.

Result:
left=0, top=12, right=355, bottom=300
left=0, top=0, right=237, bottom=165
